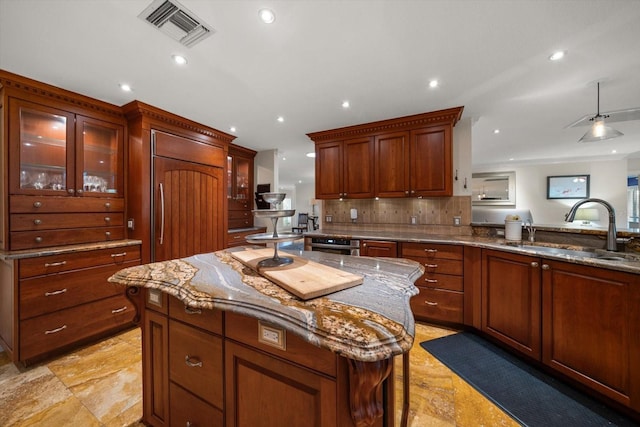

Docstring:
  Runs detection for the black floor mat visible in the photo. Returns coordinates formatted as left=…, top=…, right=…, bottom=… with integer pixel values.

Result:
left=421, top=332, right=638, bottom=427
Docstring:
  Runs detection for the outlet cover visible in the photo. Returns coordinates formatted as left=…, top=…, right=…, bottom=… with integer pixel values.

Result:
left=325, top=215, right=332, bottom=223
left=410, top=216, right=417, bottom=225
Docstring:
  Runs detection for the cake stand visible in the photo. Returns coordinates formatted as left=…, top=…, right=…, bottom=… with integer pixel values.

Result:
left=246, top=193, right=302, bottom=268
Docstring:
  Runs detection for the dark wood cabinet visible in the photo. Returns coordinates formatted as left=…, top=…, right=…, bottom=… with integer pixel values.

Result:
left=227, top=144, right=256, bottom=230
left=308, top=107, right=463, bottom=200
left=481, top=249, right=541, bottom=359
left=315, top=136, right=374, bottom=199
left=542, top=260, right=640, bottom=411
left=360, top=239, right=398, bottom=257
left=1, top=71, right=126, bottom=250
left=402, top=242, right=464, bottom=324
left=123, top=101, right=233, bottom=263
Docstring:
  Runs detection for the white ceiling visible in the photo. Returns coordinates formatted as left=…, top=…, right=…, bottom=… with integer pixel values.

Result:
left=1, top=0, right=640, bottom=187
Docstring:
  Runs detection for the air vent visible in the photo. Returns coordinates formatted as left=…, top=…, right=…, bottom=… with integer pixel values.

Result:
left=139, top=0, right=214, bottom=48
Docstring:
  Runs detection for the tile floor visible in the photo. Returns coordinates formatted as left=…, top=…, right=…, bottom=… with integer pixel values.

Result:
left=0, top=323, right=519, bottom=426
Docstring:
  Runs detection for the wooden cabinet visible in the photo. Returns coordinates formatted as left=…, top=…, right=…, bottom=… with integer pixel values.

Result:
left=227, top=144, right=257, bottom=229
left=315, top=136, right=374, bottom=199
left=0, top=244, right=140, bottom=365
left=227, top=227, right=267, bottom=248
left=308, top=107, right=463, bottom=200
left=541, top=260, right=640, bottom=411
left=402, top=242, right=464, bottom=324
left=1, top=71, right=126, bottom=250
left=481, top=249, right=541, bottom=359
left=123, top=101, right=233, bottom=263
left=360, top=239, right=398, bottom=257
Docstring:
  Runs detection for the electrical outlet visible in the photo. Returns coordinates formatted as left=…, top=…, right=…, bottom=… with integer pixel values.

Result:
left=127, top=218, right=135, bottom=230
left=497, top=229, right=505, bottom=236
left=453, top=216, right=461, bottom=226
left=325, top=215, right=332, bottom=223
left=410, top=216, right=417, bottom=225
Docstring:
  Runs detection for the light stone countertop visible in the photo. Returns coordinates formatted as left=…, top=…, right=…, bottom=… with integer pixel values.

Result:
left=0, top=239, right=143, bottom=261
left=305, top=228, right=640, bottom=275
left=108, top=247, right=422, bottom=362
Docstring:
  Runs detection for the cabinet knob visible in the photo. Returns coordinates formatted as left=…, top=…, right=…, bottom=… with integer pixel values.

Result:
left=105, top=231, right=111, bottom=238
left=411, top=190, right=415, bottom=194
left=363, top=243, right=367, bottom=247
left=542, top=264, right=550, bottom=270
left=405, top=191, right=409, bottom=194
left=35, top=236, right=43, bottom=243
left=531, top=262, right=539, bottom=268
left=33, top=219, right=42, bottom=225
left=104, top=217, right=111, bottom=223
left=105, top=202, right=111, bottom=209
left=33, top=201, right=42, bottom=208
left=76, top=189, right=83, bottom=195
left=67, top=189, right=75, bottom=195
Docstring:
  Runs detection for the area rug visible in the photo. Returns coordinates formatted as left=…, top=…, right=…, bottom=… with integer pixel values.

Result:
left=420, top=332, right=637, bottom=427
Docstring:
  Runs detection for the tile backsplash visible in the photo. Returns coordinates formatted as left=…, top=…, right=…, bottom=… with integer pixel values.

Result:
left=321, top=196, right=472, bottom=234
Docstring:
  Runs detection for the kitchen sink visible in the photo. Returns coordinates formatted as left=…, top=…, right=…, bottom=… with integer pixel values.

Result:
left=502, top=243, right=639, bottom=263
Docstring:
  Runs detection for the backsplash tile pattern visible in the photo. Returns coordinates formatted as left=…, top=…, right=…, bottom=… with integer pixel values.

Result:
left=321, top=196, right=472, bottom=235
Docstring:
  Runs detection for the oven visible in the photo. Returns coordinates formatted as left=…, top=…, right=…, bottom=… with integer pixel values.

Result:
left=309, top=237, right=360, bottom=256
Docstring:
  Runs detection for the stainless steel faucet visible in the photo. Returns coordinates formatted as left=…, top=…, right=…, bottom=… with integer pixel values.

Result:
left=565, top=198, right=617, bottom=251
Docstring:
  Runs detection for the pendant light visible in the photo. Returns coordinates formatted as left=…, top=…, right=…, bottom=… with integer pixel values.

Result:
left=579, top=82, right=623, bottom=142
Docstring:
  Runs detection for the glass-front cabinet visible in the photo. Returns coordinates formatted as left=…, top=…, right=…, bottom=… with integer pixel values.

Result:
left=9, top=98, right=124, bottom=198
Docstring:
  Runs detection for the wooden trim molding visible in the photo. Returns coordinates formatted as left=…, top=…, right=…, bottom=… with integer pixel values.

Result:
left=347, top=357, right=393, bottom=427
left=307, top=106, right=464, bottom=142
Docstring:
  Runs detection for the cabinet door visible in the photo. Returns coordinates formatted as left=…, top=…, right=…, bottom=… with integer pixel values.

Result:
left=315, top=141, right=343, bottom=199
left=542, top=261, right=639, bottom=409
left=154, top=157, right=224, bottom=262
left=374, top=131, right=409, bottom=198
left=9, top=98, right=75, bottom=196
left=410, top=125, right=452, bottom=196
left=342, top=137, right=374, bottom=198
left=143, top=309, right=169, bottom=427
left=76, top=116, right=124, bottom=198
left=225, top=340, right=337, bottom=427
left=481, top=249, right=541, bottom=359
left=360, top=240, right=397, bottom=257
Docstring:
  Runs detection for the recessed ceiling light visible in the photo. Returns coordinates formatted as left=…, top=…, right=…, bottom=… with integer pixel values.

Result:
left=509, top=157, right=515, bottom=161
left=342, top=100, right=350, bottom=108
left=119, top=83, right=132, bottom=92
left=282, top=157, right=286, bottom=161
left=549, top=50, right=566, bottom=61
left=277, top=116, right=284, bottom=123
left=612, top=149, right=617, bottom=154
left=493, top=129, right=500, bottom=134
left=259, top=8, right=275, bottom=24
left=230, top=126, right=236, bottom=133
left=172, top=54, right=187, bottom=65
left=306, top=152, right=316, bottom=158
left=298, top=180, right=302, bottom=184
left=429, top=79, right=438, bottom=88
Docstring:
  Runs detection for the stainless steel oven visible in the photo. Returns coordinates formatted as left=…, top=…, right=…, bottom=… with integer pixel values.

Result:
left=309, top=237, right=360, bottom=256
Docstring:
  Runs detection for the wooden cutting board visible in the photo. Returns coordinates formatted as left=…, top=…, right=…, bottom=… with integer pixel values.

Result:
left=231, top=248, right=363, bottom=300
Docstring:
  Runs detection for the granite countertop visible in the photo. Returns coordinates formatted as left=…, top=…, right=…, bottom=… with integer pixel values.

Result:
left=108, top=247, right=422, bottom=362
left=0, top=239, right=143, bottom=261
left=305, top=228, right=640, bottom=274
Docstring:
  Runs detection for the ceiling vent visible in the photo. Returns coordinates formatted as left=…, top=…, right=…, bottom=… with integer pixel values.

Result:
left=138, top=0, right=214, bottom=48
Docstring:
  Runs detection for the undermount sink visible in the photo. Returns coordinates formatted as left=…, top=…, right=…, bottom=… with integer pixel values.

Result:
left=502, top=243, right=639, bottom=263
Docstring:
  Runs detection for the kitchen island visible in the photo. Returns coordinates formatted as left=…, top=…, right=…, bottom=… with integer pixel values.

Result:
left=109, top=247, right=421, bottom=427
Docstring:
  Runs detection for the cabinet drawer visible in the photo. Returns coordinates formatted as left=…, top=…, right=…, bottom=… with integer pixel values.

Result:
left=170, top=382, right=223, bottom=427
left=229, top=217, right=252, bottom=229
left=19, top=245, right=140, bottom=278
left=411, top=288, right=463, bottom=324
left=169, top=319, right=223, bottom=407
left=228, top=210, right=251, bottom=220
left=10, top=195, right=124, bottom=213
left=419, top=258, right=463, bottom=276
left=10, top=226, right=124, bottom=250
left=11, top=213, right=124, bottom=231
left=20, top=260, right=139, bottom=319
left=225, top=312, right=337, bottom=377
left=416, top=273, right=463, bottom=291
left=402, top=243, right=463, bottom=260
left=169, top=296, right=223, bottom=335
left=20, top=294, right=134, bottom=361
left=228, top=199, right=251, bottom=210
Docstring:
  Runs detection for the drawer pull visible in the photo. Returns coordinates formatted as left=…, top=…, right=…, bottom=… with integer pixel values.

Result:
left=110, top=252, right=127, bottom=258
left=76, top=189, right=84, bottom=195
left=105, top=231, right=111, bottom=237
left=33, top=201, right=42, bottom=208
left=44, top=261, right=67, bottom=267
left=45, top=325, right=67, bottom=335
left=531, top=262, right=539, bottom=268
left=104, top=217, right=111, bottom=222
left=185, top=355, right=203, bottom=368
left=105, top=202, right=111, bottom=209
left=184, top=306, right=202, bottom=315
left=33, top=219, right=42, bottom=225
left=35, top=237, right=43, bottom=243
left=424, top=249, right=438, bottom=254
left=233, top=235, right=242, bottom=240
left=425, top=264, right=438, bottom=269
left=67, top=189, right=75, bottom=195
left=424, top=278, right=438, bottom=283
left=111, top=306, right=128, bottom=314
left=425, top=300, right=438, bottom=306
left=44, top=288, right=67, bottom=297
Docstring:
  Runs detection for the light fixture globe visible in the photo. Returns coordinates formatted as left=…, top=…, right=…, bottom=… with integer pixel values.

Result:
left=578, top=82, right=624, bottom=143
